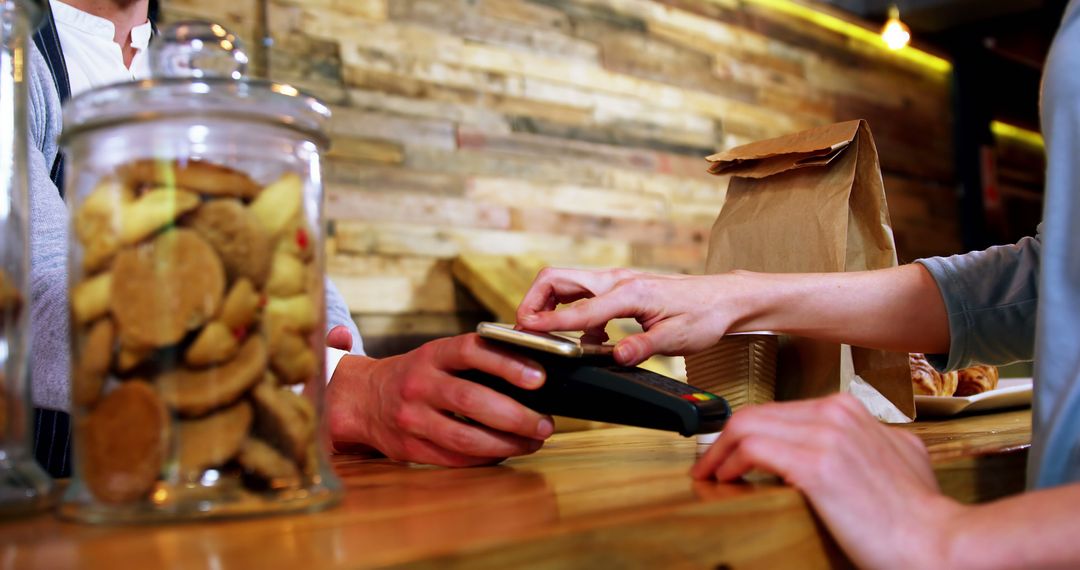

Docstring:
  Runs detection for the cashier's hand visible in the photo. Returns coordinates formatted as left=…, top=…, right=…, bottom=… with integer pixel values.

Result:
left=325, top=333, right=555, bottom=467
left=692, top=394, right=965, bottom=569
left=517, top=268, right=745, bottom=366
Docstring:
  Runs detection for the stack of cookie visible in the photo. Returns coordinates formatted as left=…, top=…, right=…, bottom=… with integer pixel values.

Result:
left=70, top=160, right=323, bottom=506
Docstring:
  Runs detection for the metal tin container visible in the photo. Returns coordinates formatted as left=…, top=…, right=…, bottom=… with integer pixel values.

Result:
left=686, top=332, right=779, bottom=412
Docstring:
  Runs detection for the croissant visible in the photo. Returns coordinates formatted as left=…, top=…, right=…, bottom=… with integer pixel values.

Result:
left=954, top=365, right=999, bottom=397
left=910, top=353, right=957, bottom=397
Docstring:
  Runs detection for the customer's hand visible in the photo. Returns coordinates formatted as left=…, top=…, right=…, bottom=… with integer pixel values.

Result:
left=325, top=334, right=555, bottom=467
left=692, top=394, right=965, bottom=569
left=517, top=268, right=750, bottom=365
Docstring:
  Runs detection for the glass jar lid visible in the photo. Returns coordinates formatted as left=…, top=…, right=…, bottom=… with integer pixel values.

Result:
left=60, top=21, right=330, bottom=146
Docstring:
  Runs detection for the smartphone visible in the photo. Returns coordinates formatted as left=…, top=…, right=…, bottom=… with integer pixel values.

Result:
left=477, top=322, right=614, bottom=358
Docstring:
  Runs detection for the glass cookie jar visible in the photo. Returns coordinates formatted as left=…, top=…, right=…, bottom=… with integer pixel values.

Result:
left=58, top=22, right=342, bottom=522
left=0, top=0, right=53, bottom=517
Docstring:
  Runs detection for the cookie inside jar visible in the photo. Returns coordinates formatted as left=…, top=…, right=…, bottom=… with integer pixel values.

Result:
left=70, top=159, right=327, bottom=513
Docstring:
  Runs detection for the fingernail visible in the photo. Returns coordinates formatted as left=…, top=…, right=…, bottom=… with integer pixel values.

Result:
left=536, top=418, right=554, bottom=438
left=524, top=367, right=544, bottom=387
left=520, top=313, right=538, bottom=323
left=615, top=343, right=638, bottom=364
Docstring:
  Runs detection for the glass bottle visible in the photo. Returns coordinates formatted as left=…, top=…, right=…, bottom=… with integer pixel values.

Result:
left=0, top=0, right=52, bottom=518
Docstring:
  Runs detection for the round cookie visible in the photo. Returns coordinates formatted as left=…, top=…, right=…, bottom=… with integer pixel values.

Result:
left=117, top=159, right=261, bottom=199
left=187, top=199, right=273, bottom=287
left=111, top=229, right=225, bottom=348
left=81, top=381, right=168, bottom=504
left=157, top=335, right=268, bottom=416
left=176, top=400, right=253, bottom=478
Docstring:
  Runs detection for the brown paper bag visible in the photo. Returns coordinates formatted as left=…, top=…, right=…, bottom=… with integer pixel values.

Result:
left=689, top=119, right=914, bottom=421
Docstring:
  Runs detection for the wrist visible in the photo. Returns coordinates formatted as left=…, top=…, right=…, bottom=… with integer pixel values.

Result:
left=326, top=354, right=380, bottom=454
left=721, top=270, right=787, bottom=333
left=909, top=494, right=969, bottom=569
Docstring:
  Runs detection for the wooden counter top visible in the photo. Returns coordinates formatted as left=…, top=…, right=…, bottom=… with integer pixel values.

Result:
left=0, top=409, right=1031, bottom=569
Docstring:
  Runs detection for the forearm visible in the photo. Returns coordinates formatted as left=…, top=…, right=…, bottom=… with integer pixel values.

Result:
left=731, top=264, right=949, bottom=354
left=942, top=484, right=1080, bottom=569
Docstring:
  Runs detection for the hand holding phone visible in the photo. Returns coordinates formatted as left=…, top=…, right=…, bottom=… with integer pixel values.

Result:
left=476, top=322, right=614, bottom=358
left=467, top=322, right=730, bottom=436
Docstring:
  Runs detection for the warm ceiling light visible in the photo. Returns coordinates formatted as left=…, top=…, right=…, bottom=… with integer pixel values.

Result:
left=881, top=5, right=911, bottom=50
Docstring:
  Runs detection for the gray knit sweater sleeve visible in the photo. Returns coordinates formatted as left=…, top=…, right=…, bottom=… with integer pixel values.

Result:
left=26, top=44, right=71, bottom=411
left=915, top=234, right=1040, bottom=372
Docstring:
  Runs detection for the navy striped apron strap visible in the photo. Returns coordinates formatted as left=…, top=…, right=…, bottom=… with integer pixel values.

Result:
left=33, top=408, right=72, bottom=478
left=31, top=5, right=74, bottom=479
left=31, top=4, right=70, bottom=197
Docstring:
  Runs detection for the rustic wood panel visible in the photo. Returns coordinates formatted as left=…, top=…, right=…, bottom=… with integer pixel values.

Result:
left=327, top=254, right=477, bottom=314
left=160, top=0, right=961, bottom=343
left=333, top=221, right=633, bottom=268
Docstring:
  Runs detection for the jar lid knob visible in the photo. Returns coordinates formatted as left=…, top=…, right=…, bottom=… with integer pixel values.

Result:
left=149, top=21, right=249, bottom=80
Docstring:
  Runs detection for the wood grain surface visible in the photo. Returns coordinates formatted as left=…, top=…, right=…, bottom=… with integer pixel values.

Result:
left=0, top=410, right=1030, bottom=569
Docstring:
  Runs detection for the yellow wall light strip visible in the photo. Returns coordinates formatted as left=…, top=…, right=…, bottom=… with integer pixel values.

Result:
left=732, top=0, right=953, bottom=74
left=991, top=121, right=1045, bottom=150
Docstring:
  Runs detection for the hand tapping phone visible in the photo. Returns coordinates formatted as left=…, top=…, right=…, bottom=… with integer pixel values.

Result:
left=476, top=322, right=614, bottom=358
left=467, top=322, right=731, bottom=437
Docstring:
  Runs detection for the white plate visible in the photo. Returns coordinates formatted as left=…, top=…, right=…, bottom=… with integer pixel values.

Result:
left=915, top=378, right=1033, bottom=417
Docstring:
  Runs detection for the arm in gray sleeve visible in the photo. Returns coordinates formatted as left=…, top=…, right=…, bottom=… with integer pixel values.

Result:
left=915, top=233, right=1040, bottom=372
left=26, top=46, right=72, bottom=411
left=325, top=276, right=364, bottom=356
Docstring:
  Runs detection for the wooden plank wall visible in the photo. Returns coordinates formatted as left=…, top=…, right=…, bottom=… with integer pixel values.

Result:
left=160, top=0, right=960, bottom=347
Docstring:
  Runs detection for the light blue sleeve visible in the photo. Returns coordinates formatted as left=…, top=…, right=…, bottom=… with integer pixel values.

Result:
left=1027, top=0, right=1080, bottom=489
left=914, top=234, right=1040, bottom=372
left=325, top=277, right=364, bottom=356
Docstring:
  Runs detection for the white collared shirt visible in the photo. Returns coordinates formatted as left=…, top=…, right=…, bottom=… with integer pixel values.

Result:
left=50, top=0, right=153, bottom=97
left=49, top=1, right=353, bottom=386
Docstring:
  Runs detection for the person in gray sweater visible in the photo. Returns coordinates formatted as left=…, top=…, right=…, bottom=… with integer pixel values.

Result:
left=516, top=2, right=1080, bottom=567
left=28, top=0, right=554, bottom=477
